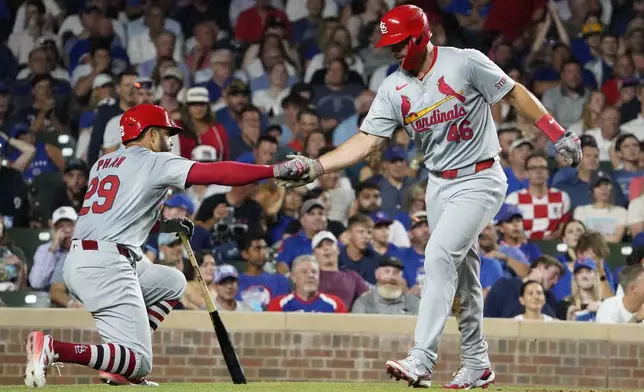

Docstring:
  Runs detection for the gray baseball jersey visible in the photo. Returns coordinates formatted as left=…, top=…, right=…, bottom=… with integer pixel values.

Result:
left=72, top=146, right=194, bottom=257
left=361, top=46, right=515, bottom=172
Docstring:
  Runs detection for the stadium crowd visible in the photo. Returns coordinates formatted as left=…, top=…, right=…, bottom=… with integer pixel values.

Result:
left=1, top=0, right=644, bottom=324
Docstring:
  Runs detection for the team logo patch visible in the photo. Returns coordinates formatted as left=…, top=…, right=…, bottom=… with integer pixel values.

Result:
left=401, top=77, right=468, bottom=133
left=380, top=21, right=388, bottom=34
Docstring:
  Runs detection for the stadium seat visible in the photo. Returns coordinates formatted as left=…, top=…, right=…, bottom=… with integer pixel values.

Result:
left=0, top=290, right=51, bottom=308
left=6, top=228, right=51, bottom=268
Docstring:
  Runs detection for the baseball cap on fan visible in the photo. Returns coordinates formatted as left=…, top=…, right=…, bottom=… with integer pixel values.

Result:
left=191, top=145, right=218, bottom=162
left=214, top=264, right=239, bottom=284
left=573, top=258, right=597, bottom=273
left=493, top=203, right=523, bottom=224
left=410, top=211, right=428, bottom=229
left=312, top=231, right=338, bottom=249
left=52, top=206, right=78, bottom=225
left=370, top=211, right=393, bottom=227
left=509, top=139, right=534, bottom=153
left=300, top=199, right=325, bottom=215
left=158, top=233, right=182, bottom=247
left=92, top=74, right=113, bottom=89
left=163, top=193, right=194, bottom=215
left=383, top=144, right=407, bottom=162
left=162, top=66, right=184, bottom=83
left=134, top=77, right=154, bottom=90
left=186, top=87, right=210, bottom=104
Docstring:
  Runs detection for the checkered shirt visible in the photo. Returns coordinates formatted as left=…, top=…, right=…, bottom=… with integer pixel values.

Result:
left=505, top=188, right=572, bottom=240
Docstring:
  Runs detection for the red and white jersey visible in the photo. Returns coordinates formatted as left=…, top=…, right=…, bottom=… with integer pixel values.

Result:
left=506, top=188, right=571, bottom=240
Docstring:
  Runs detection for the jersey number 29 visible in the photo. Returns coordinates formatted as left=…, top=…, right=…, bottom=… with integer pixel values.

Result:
left=78, top=175, right=121, bottom=216
left=446, top=120, right=473, bottom=143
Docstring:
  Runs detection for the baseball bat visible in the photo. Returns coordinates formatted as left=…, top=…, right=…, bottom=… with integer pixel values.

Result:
left=179, top=233, right=247, bottom=384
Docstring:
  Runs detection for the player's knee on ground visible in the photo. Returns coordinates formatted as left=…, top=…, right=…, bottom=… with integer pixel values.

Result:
left=132, top=350, right=153, bottom=378
left=166, top=266, right=187, bottom=300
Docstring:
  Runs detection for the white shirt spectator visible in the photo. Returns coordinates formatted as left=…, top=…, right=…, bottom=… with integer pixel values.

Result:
left=369, top=63, right=394, bottom=92
left=596, top=295, right=640, bottom=323
left=304, top=53, right=364, bottom=83
left=286, top=0, right=337, bottom=22
left=103, top=114, right=123, bottom=150
left=584, top=127, right=622, bottom=161
left=574, top=205, right=628, bottom=237
left=126, top=17, right=182, bottom=41
left=127, top=29, right=184, bottom=65
left=245, top=58, right=297, bottom=81
left=627, top=195, right=644, bottom=228
left=70, top=63, right=94, bottom=88
left=17, top=66, right=70, bottom=82
left=621, top=115, right=644, bottom=140
left=252, top=87, right=290, bottom=116
left=513, top=314, right=555, bottom=321
left=8, top=33, right=58, bottom=65
left=58, top=15, right=127, bottom=46
left=12, top=0, right=61, bottom=34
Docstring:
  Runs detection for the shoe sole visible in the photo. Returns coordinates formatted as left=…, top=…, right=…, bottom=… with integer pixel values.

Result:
left=385, top=361, right=431, bottom=388
left=24, top=331, right=47, bottom=388
left=100, top=371, right=159, bottom=387
left=443, top=370, right=496, bottom=390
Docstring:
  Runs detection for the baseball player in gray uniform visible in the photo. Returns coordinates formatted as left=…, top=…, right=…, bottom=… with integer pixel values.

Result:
left=278, top=5, right=582, bottom=389
left=24, top=104, right=304, bottom=388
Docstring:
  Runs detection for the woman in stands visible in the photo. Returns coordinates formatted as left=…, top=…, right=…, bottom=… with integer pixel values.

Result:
left=556, top=259, right=602, bottom=321
left=514, top=280, right=555, bottom=321
left=551, top=220, right=586, bottom=301
left=567, top=90, right=606, bottom=135
left=181, top=251, right=217, bottom=310
left=574, top=174, right=627, bottom=243
left=0, top=218, right=27, bottom=291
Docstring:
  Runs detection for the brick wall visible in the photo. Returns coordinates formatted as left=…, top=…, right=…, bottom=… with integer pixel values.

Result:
left=1, top=310, right=644, bottom=387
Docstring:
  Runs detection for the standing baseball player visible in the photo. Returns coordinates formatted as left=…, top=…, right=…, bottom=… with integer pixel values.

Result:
left=278, top=5, right=582, bottom=389
left=24, top=104, right=304, bottom=388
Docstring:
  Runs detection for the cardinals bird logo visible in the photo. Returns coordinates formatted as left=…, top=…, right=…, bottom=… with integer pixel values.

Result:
left=401, top=95, right=413, bottom=118
left=437, top=76, right=465, bottom=103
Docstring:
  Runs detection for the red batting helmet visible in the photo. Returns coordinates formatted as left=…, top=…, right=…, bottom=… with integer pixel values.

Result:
left=120, top=104, right=182, bottom=144
left=376, top=5, right=432, bottom=71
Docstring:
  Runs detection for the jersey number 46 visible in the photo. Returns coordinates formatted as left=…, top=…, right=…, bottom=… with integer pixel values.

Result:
left=78, top=175, right=121, bottom=216
left=446, top=120, right=473, bottom=143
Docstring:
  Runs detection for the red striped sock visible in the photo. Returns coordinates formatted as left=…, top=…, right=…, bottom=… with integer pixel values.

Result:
left=53, top=341, right=138, bottom=377
left=147, top=299, right=178, bottom=332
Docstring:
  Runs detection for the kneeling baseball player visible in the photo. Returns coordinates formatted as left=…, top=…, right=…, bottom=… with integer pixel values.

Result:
left=24, top=104, right=305, bottom=387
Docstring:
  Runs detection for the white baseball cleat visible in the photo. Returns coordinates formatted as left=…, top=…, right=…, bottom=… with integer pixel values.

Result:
left=443, top=367, right=495, bottom=389
left=24, top=331, right=57, bottom=388
left=385, top=355, right=432, bottom=388
left=99, top=371, right=159, bottom=386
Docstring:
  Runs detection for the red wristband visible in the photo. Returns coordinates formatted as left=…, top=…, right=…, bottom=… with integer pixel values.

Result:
left=535, top=113, right=565, bottom=143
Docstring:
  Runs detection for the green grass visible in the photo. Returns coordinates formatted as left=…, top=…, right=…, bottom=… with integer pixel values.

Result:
left=0, top=383, right=635, bottom=392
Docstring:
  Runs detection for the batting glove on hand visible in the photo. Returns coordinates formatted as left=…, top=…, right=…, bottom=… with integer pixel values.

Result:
left=275, top=154, right=324, bottom=188
left=159, top=217, right=194, bottom=239
left=555, top=131, right=582, bottom=168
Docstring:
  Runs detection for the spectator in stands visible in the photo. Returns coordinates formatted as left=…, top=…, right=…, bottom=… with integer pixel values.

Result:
left=602, top=54, right=636, bottom=106
left=157, top=233, right=186, bottom=273
left=541, top=60, right=590, bottom=129
left=567, top=90, right=606, bottom=135
left=621, top=82, right=644, bottom=139
left=400, top=212, right=430, bottom=292
left=236, top=233, right=290, bottom=311
left=573, top=171, right=628, bottom=243
left=479, top=222, right=528, bottom=279
left=291, top=0, right=325, bottom=48
left=313, top=231, right=368, bottom=309
left=234, top=0, right=289, bottom=45
left=197, top=49, right=233, bottom=104
left=72, top=38, right=113, bottom=99
left=181, top=251, right=217, bottom=310
left=213, top=264, right=252, bottom=311
left=6, top=122, right=64, bottom=182
left=370, top=212, right=403, bottom=259
left=584, top=106, right=623, bottom=162
left=253, top=62, right=291, bottom=117
left=14, top=74, right=69, bottom=135
left=236, top=135, right=278, bottom=166
left=276, top=93, right=308, bottom=145
left=246, top=35, right=299, bottom=92
left=288, top=106, right=320, bottom=152
left=51, top=158, right=89, bottom=214
left=178, top=87, right=229, bottom=161
left=513, top=280, right=555, bottom=321
left=230, top=105, right=262, bottom=160
left=628, top=191, right=644, bottom=237
left=352, top=256, right=420, bottom=315
left=137, top=31, right=189, bottom=86
left=333, top=90, right=375, bottom=147
left=0, top=146, right=29, bottom=228
left=504, top=139, right=533, bottom=194
left=312, top=59, right=364, bottom=131
left=393, top=183, right=426, bottom=231
left=0, top=124, right=36, bottom=175
left=0, top=219, right=27, bottom=291
left=574, top=231, right=616, bottom=297
left=496, top=128, right=520, bottom=168
left=551, top=219, right=587, bottom=299
left=102, top=76, right=156, bottom=154
left=172, top=0, right=223, bottom=37
left=375, top=145, right=413, bottom=216
left=556, top=258, right=602, bottom=321
left=185, top=21, right=219, bottom=76
left=555, top=136, right=626, bottom=211
left=156, top=66, right=184, bottom=118
left=0, top=84, right=10, bottom=130
left=495, top=203, right=543, bottom=263
left=353, top=181, right=409, bottom=248
left=127, top=3, right=183, bottom=65
left=612, top=134, right=644, bottom=197
left=215, top=80, right=254, bottom=141
left=268, top=254, right=347, bottom=313
left=306, top=31, right=365, bottom=84
left=484, top=255, right=563, bottom=318
left=8, top=0, right=56, bottom=65
left=195, top=182, right=263, bottom=235
left=596, top=264, right=644, bottom=324
left=506, top=152, right=572, bottom=240
left=17, top=45, right=69, bottom=83
left=30, top=207, right=76, bottom=291
left=338, top=214, right=379, bottom=285
left=268, top=188, right=302, bottom=245
left=87, top=68, right=137, bottom=166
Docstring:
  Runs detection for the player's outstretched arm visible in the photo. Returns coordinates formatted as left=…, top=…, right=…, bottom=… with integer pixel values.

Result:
left=185, top=160, right=306, bottom=187
left=276, top=132, right=387, bottom=188
left=506, top=83, right=582, bottom=167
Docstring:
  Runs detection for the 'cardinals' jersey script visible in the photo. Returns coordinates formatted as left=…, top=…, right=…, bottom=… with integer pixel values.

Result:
left=267, top=293, right=347, bottom=313
left=361, top=47, right=515, bottom=172
left=72, top=147, right=194, bottom=258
